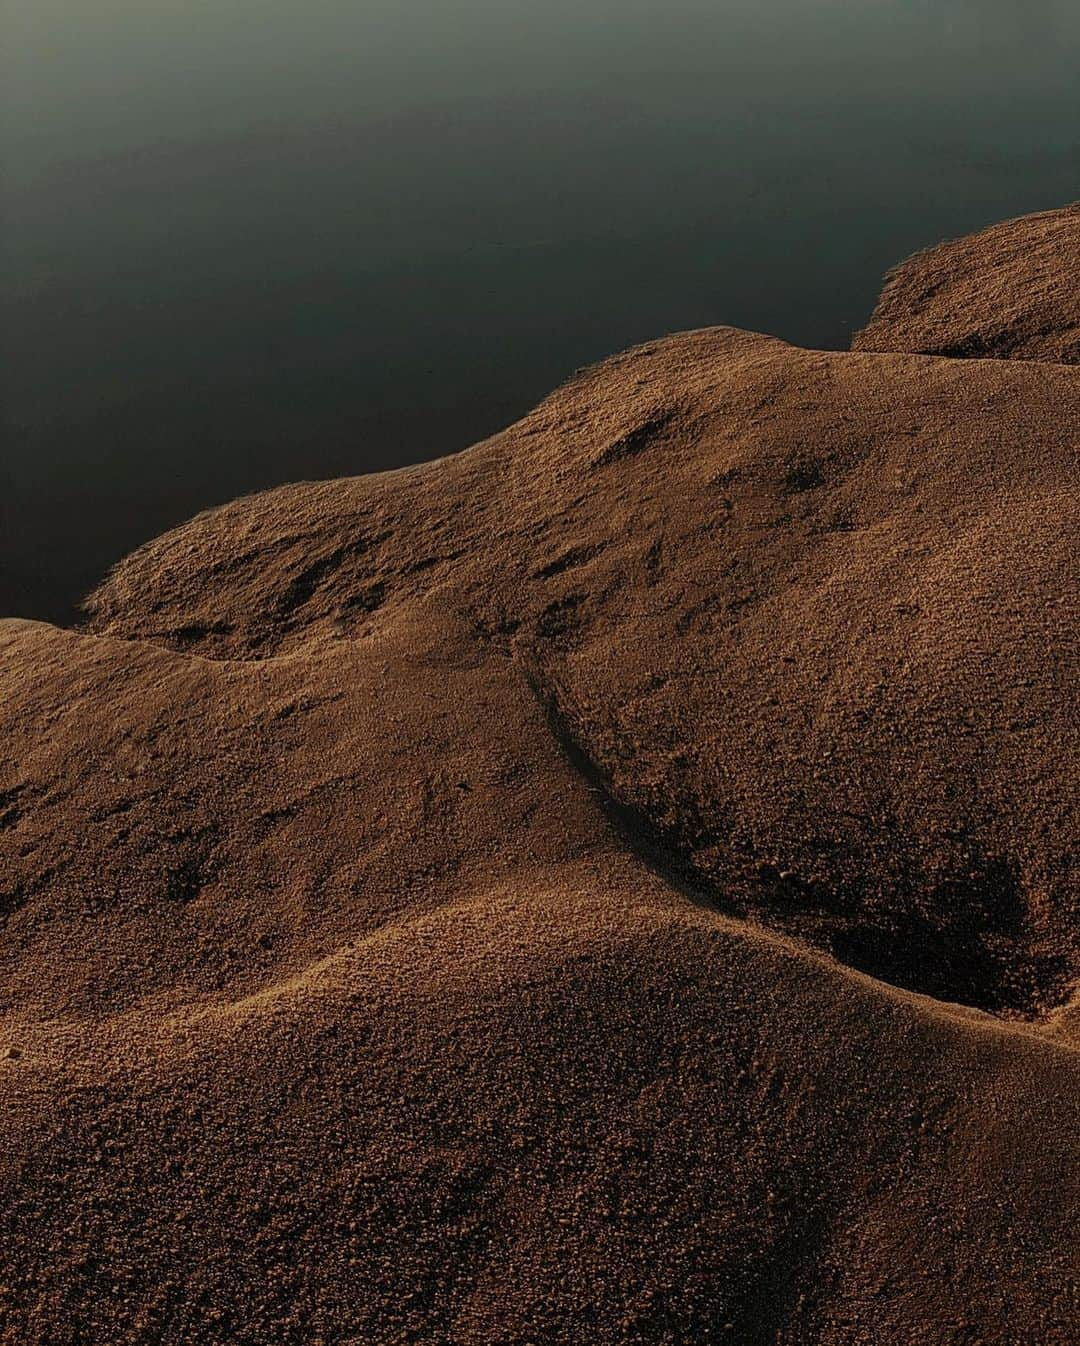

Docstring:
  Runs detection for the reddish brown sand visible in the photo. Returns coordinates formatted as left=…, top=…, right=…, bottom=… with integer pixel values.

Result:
left=1, top=208, right=1077, bottom=1344
left=854, top=202, right=1080, bottom=363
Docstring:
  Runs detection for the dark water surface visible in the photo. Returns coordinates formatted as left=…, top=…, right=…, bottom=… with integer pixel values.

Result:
left=3, top=1, right=1079, bottom=622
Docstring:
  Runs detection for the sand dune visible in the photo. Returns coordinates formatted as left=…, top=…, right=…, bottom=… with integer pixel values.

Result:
left=854, top=202, right=1080, bottom=363
left=1, top=208, right=1077, bottom=1343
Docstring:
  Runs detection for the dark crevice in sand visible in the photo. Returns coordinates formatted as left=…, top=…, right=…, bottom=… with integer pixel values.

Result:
left=514, top=647, right=722, bottom=914
left=515, top=649, right=1076, bottom=1025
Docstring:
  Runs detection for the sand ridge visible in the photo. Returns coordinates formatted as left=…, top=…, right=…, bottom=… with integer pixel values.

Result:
left=0, top=208, right=1078, bottom=1343
left=853, top=201, right=1080, bottom=363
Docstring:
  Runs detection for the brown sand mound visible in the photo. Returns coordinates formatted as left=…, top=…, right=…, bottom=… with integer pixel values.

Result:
left=83, top=327, right=1080, bottom=1020
left=853, top=202, right=1080, bottom=362
left=1, top=209, right=1078, bottom=1344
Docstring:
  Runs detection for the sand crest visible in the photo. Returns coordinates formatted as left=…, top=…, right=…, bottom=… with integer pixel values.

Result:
left=1, top=208, right=1077, bottom=1344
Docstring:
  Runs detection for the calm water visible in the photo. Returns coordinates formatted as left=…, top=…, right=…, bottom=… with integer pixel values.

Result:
left=3, top=1, right=1079, bottom=623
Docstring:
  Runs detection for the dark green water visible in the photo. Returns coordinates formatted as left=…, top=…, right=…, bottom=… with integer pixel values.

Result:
left=3, top=0, right=1078, bottom=621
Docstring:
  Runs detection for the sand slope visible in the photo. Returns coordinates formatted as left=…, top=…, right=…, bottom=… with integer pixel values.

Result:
left=1, top=209, right=1078, bottom=1344
left=853, top=202, right=1080, bottom=363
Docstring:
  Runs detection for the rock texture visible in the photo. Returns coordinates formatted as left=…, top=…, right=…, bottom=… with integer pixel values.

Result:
left=1, top=208, right=1077, bottom=1345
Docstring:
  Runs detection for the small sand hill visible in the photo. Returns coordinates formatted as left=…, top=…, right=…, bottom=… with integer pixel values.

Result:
left=854, top=202, right=1080, bottom=363
left=0, top=209, right=1077, bottom=1344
